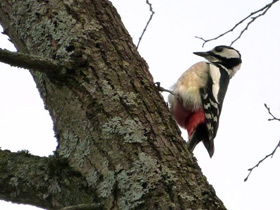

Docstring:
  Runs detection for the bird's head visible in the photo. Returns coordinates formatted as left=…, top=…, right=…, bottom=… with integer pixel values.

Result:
left=194, top=45, right=242, bottom=77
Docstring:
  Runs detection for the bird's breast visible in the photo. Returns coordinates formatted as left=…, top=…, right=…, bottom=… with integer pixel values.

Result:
left=173, top=62, right=209, bottom=110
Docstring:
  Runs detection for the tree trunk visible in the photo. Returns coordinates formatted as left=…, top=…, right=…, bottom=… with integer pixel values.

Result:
left=0, top=1, right=225, bottom=209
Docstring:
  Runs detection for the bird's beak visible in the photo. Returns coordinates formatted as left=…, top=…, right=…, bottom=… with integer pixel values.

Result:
left=193, top=51, right=210, bottom=58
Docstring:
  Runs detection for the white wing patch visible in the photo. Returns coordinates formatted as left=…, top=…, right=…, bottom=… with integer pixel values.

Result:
left=209, top=65, right=221, bottom=103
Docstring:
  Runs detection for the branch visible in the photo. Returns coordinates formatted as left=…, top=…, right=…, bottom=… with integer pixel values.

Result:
left=244, top=103, right=280, bottom=182
left=0, top=48, right=66, bottom=73
left=59, top=203, right=101, bottom=210
left=0, top=150, right=95, bottom=209
left=264, top=103, right=280, bottom=121
left=195, top=0, right=279, bottom=47
left=136, top=0, right=155, bottom=49
left=244, top=140, right=280, bottom=182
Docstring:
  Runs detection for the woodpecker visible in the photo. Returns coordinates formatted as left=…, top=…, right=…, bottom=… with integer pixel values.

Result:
left=168, top=45, right=242, bottom=157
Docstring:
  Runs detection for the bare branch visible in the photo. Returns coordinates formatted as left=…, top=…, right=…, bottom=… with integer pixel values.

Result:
left=264, top=103, right=280, bottom=121
left=196, top=0, right=279, bottom=47
left=0, top=48, right=65, bottom=73
left=244, top=103, right=280, bottom=182
left=136, top=0, right=155, bottom=49
left=244, top=140, right=280, bottom=182
left=59, top=203, right=101, bottom=210
left=0, top=150, right=93, bottom=208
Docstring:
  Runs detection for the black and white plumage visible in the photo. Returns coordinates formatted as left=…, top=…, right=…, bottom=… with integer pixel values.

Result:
left=168, top=45, right=242, bottom=157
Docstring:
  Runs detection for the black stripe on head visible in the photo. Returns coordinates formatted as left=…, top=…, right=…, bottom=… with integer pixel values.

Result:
left=220, top=57, right=242, bottom=69
left=214, top=45, right=238, bottom=52
left=208, top=52, right=242, bottom=69
left=212, top=46, right=242, bottom=67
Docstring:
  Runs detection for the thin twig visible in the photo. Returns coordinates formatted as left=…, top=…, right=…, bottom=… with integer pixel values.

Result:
left=195, top=0, right=279, bottom=47
left=244, top=103, right=280, bottom=182
left=244, top=140, right=280, bottom=182
left=264, top=103, right=280, bottom=121
left=136, top=0, right=155, bottom=49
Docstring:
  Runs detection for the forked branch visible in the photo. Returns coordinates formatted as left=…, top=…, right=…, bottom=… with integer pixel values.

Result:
left=244, top=104, right=280, bottom=182
left=244, top=140, right=280, bottom=182
left=264, top=103, right=280, bottom=121
left=196, top=0, right=279, bottom=47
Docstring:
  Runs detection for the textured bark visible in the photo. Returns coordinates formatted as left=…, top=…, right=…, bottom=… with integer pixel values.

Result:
left=0, top=0, right=226, bottom=209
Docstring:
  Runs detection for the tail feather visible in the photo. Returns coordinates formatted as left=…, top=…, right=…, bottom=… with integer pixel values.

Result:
left=203, top=138, right=214, bottom=158
left=188, top=123, right=214, bottom=157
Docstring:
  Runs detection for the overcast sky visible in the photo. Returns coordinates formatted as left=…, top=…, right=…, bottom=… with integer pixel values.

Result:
left=1, top=0, right=280, bottom=209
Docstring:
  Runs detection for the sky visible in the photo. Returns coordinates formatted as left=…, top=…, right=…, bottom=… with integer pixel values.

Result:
left=0, top=0, right=280, bottom=209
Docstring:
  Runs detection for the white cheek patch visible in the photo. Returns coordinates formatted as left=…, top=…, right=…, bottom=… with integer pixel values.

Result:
left=209, top=65, right=221, bottom=103
left=230, top=63, right=241, bottom=78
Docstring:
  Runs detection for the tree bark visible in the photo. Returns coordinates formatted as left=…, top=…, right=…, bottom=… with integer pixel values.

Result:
left=0, top=0, right=225, bottom=209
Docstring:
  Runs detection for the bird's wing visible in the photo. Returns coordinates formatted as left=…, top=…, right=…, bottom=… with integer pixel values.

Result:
left=200, top=64, right=230, bottom=156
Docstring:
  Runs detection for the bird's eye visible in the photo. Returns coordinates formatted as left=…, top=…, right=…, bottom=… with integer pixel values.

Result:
left=215, top=47, right=223, bottom=52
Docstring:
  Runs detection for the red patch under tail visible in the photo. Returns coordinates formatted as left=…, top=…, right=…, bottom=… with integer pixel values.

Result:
left=172, top=99, right=205, bottom=137
left=184, top=109, right=205, bottom=137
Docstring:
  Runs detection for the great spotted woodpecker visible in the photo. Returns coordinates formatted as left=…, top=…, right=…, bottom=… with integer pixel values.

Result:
left=168, top=45, right=242, bottom=157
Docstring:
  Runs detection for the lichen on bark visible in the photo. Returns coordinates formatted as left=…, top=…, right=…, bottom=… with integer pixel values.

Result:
left=0, top=0, right=226, bottom=209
